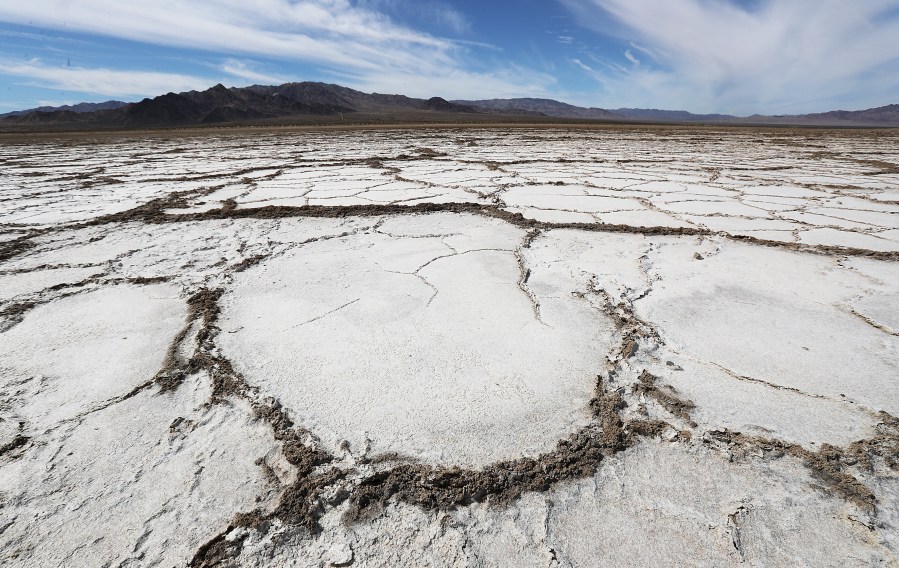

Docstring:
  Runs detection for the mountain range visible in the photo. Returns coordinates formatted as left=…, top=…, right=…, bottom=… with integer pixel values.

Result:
left=2, top=82, right=897, bottom=130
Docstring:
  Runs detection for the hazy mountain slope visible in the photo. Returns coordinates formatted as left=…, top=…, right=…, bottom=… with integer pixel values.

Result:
left=611, top=108, right=735, bottom=122
left=2, top=82, right=896, bottom=129
left=798, top=104, right=899, bottom=124
left=456, top=98, right=616, bottom=119
left=1, top=83, right=485, bottom=128
left=0, top=100, right=128, bottom=118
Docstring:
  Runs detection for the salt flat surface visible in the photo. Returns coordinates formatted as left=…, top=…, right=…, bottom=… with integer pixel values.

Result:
left=4, top=129, right=899, bottom=248
left=0, top=284, right=185, bottom=430
left=217, top=215, right=615, bottom=466
left=0, top=371, right=274, bottom=567
left=530, top=230, right=889, bottom=447
left=0, top=266, right=103, bottom=302
left=228, top=441, right=894, bottom=567
left=1, top=127, right=898, bottom=566
left=637, top=240, right=899, bottom=415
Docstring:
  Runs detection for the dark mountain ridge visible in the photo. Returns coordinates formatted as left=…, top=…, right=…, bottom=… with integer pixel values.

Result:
left=783, top=104, right=899, bottom=125
left=1, top=82, right=492, bottom=129
left=456, top=98, right=616, bottom=119
left=609, top=108, right=734, bottom=122
left=0, top=100, right=128, bottom=118
left=2, top=82, right=897, bottom=130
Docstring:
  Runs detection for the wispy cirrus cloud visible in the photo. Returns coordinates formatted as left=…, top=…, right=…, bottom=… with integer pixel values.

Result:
left=622, top=49, right=639, bottom=67
left=0, top=1, right=449, bottom=72
left=562, top=0, right=899, bottom=113
left=0, top=58, right=212, bottom=97
left=219, top=59, right=289, bottom=86
left=330, top=64, right=558, bottom=101
left=571, top=58, right=594, bottom=73
left=0, top=1, right=548, bottom=101
left=357, top=0, right=472, bottom=35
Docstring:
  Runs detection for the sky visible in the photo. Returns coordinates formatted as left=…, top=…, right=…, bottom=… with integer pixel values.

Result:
left=1, top=0, right=898, bottom=115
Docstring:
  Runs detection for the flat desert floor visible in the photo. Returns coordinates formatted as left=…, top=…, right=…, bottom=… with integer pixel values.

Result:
left=1, top=126, right=898, bottom=566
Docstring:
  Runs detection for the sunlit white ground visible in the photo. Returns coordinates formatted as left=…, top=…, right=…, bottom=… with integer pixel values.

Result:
left=1, top=127, right=898, bottom=567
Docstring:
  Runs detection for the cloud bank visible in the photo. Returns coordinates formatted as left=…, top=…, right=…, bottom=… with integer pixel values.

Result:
left=0, top=59, right=212, bottom=97
left=0, top=0, right=550, bottom=101
left=3, top=0, right=896, bottom=113
left=563, top=0, right=899, bottom=113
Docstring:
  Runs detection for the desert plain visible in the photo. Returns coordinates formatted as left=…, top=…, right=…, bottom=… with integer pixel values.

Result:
left=1, top=125, right=898, bottom=566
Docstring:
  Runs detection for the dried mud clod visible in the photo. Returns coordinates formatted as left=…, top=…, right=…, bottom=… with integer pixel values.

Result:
left=14, top=178, right=899, bottom=264
left=413, top=147, right=447, bottom=158
left=851, top=158, right=899, bottom=175
left=7, top=133, right=899, bottom=565
left=702, top=429, right=882, bottom=513
left=231, top=254, right=267, bottom=273
left=1, top=275, right=172, bottom=333
left=0, top=301, right=36, bottom=331
left=155, top=289, right=225, bottom=393
left=220, top=198, right=237, bottom=213
left=845, top=412, right=899, bottom=472
left=633, top=370, right=698, bottom=427
left=191, top=372, right=657, bottom=568
left=188, top=534, right=242, bottom=568
left=251, top=400, right=333, bottom=475
left=590, top=376, right=628, bottom=451
left=171, top=288, right=347, bottom=567
left=269, top=469, right=348, bottom=532
left=345, top=376, right=639, bottom=524
left=344, top=428, right=607, bottom=524
left=0, top=434, right=30, bottom=458
left=0, top=234, right=39, bottom=263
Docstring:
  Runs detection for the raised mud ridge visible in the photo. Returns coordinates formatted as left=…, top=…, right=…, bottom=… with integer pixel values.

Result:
left=5, top=197, right=895, bottom=268
left=180, top=281, right=896, bottom=566
left=2, top=127, right=899, bottom=567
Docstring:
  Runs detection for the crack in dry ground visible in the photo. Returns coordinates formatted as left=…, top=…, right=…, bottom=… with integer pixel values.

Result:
left=515, top=229, right=545, bottom=325
left=100, top=249, right=663, bottom=564
left=0, top=433, right=29, bottom=458
left=177, top=268, right=897, bottom=566
left=3, top=129, right=899, bottom=566
left=0, top=275, right=172, bottom=332
left=6, top=208, right=887, bottom=561
left=7, top=193, right=896, bottom=283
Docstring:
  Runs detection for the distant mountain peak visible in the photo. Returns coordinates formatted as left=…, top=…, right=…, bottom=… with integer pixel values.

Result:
left=0, top=100, right=129, bottom=119
left=2, top=81, right=897, bottom=129
left=424, top=97, right=477, bottom=113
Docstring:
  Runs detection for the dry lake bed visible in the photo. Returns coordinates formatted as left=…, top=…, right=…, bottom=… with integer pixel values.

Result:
left=1, top=126, right=898, bottom=566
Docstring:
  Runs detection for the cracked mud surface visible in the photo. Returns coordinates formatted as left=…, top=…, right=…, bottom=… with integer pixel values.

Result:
left=1, top=126, right=898, bottom=566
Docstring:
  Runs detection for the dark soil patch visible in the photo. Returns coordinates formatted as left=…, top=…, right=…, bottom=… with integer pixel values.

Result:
left=634, top=370, right=697, bottom=426
left=0, top=434, right=30, bottom=457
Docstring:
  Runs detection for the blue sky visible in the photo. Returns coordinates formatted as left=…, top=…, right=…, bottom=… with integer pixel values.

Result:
left=1, top=0, right=898, bottom=115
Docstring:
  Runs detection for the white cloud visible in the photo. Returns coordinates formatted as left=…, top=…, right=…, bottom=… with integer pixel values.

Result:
left=431, top=3, right=471, bottom=34
left=0, top=56, right=553, bottom=104
left=331, top=65, right=558, bottom=101
left=0, top=1, right=547, bottom=102
left=623, top=49, right=639, bottom=67
left=220, top=59, right=288, bottom=85
left=562, top=0, right=899, bottom=113
left=0, top=1, right=453, bottom=75
left=0, top=59, right=212, bottom=97
left=571, top=58, right=594, bottom=73
left=628, top=41, right=659, bottom=62
left=357, top=0, right=471, bottom=35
